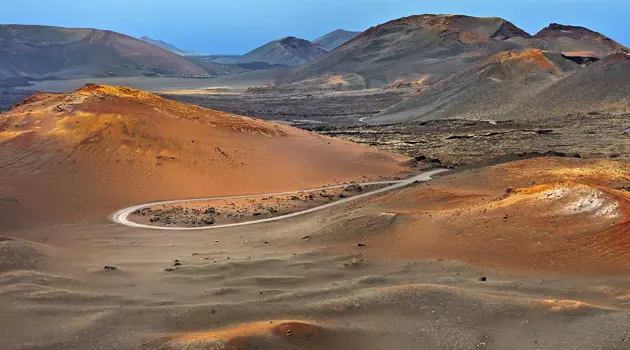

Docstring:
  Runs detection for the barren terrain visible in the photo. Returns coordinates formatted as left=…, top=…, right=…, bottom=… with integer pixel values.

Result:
left=316, top=114, right=630, bottom=166
left=2, top=155, right=630, bottom=350
left=2, top=12, right=630, bottom=350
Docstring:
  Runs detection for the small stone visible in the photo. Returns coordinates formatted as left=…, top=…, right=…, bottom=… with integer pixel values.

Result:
left=479, top=276, right=487, bottom=282
left=357, top=243, right=366, bottom=247
left=103, top=265, right=118, bottom=270
left=286, top=329, right=293, bottom=337
left=174, top=262, right=182, bottom=266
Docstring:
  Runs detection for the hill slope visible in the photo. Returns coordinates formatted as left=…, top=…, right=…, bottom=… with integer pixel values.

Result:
left=0, top=25, right=208, bottom=80
left=313, top=29, right=361, bottom=50
left=375, top=49, right=579, bottom=122
left=139, top=36, right=195, bottom=55
left=513, top=52, right=630, bottom=117
left=0, top=84, right=409, bottom=228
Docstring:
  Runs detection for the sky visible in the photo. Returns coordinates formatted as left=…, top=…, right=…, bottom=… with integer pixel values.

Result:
left=1, top=0, right=628, bottom=55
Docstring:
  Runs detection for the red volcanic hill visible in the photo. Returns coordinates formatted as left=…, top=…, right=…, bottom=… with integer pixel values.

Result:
left=349, top=157, right=630, bottom=274
left=0, top=25, right=210, bottom=80
left=0, top=84, right=410, bottom=228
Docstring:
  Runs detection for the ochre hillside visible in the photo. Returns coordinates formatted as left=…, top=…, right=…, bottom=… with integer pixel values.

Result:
left=0, top=84, right=409, bottom=228
left=344, top=157, right=630, bottom=274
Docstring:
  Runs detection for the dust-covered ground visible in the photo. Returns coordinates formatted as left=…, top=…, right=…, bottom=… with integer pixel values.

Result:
left=3, top=158, right=630, bottom=350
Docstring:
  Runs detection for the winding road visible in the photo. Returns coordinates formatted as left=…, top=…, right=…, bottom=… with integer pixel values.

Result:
left=111, top=169, right=449, bottom=231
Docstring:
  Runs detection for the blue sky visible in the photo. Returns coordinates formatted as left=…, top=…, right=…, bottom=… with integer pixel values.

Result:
left=1, top=0, right=628, bottom=54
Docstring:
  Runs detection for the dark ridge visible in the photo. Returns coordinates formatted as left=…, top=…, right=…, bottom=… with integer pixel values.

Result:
left=491, top=21, right=532, bottom=39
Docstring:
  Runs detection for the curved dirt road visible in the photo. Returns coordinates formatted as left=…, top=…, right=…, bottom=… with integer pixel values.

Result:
left=111, top=169, right=449, bottom=231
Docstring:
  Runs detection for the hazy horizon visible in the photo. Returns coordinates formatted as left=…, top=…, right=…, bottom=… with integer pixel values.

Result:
left=2, top=0, right=629, bottom=55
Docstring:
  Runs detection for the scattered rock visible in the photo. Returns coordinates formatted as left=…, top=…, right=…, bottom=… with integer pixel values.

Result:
left=344, top=184, right=363, bottom=192
left=344, top=258, right=365, bottom=267
left=103, top=265, right=118, bottom=270
left=302, top=235, right=311, bottom=240
left=203, top=207, right=216, bottom=215
left=479, top=276, right=487, bottom=282
left=357, top=243, right=366, bottom=247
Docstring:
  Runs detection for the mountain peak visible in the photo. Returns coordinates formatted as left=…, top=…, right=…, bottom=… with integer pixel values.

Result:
left=358, top=14, right=530, bottom=42
left=313, top=29, right=361, bottom=50
left=536, top=23, right=607, bottom=39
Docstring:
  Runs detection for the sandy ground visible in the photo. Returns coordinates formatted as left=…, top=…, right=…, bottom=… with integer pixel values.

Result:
left=2, top=158, right=630, bottom=349
left=3, top=86, right=630, bottom=349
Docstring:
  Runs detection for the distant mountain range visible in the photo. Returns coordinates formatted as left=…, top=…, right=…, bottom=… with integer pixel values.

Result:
left=206, top=36, right=330, bottom=66
left=286, top=15, right=628, bottom=91
left=139, top=36, right=196, bottom=56
left=2, top=15, right=630, bottom=124
left=312, top=29, right=361, bottom=50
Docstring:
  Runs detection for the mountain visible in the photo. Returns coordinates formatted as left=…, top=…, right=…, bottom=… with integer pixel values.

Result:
left=313, top=29, right=361, bottom=50
left=285, top=15, right=628, bottom=91
left=286, top=15, right=529, bottom=89
left=374, top=50, right=579, bottom=123
left=139, top=36, right=195, bottom=55
left=209, top=37, right=329, bottom=66
left=529, top=23, right=628, bottom=55
left=377, top=50, right=630, bottom=123
left=0, top=84, right=408, bottom=228
left=0, top=25, right=209, bottom=81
